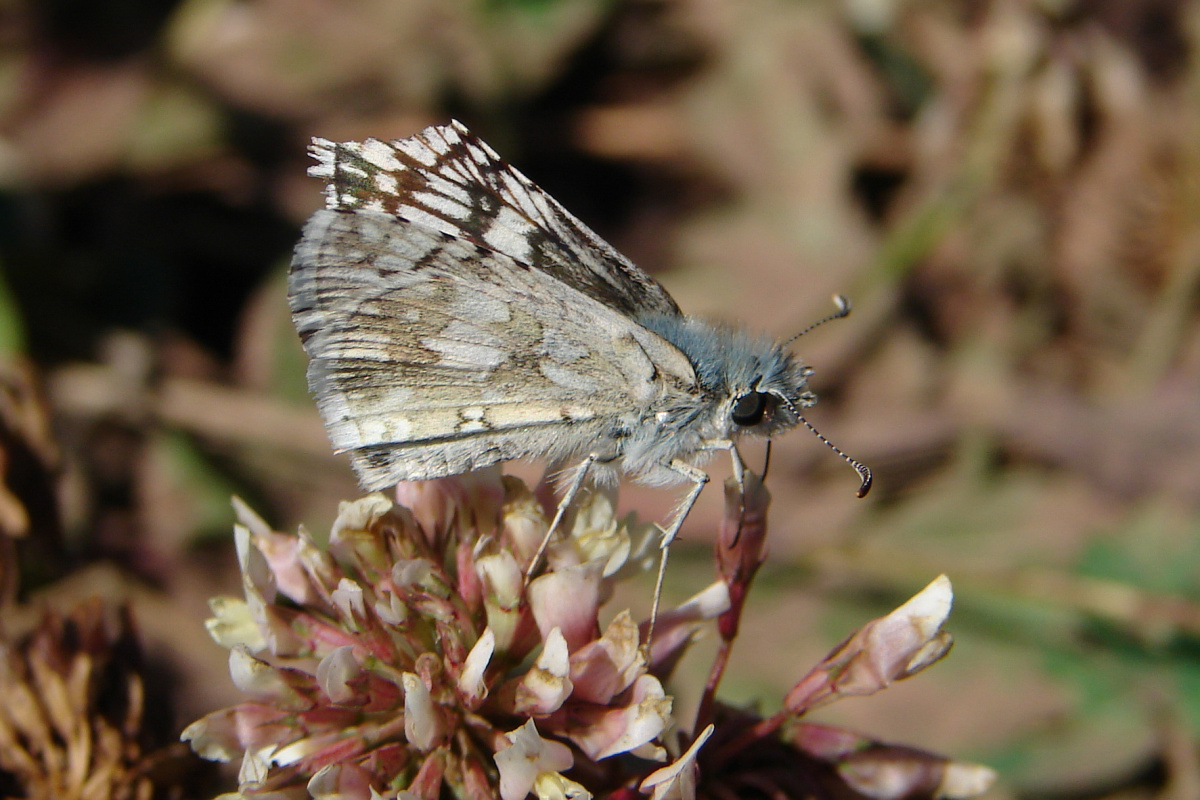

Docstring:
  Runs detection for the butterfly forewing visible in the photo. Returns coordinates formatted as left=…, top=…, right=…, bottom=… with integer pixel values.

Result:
left=309, top=121, right=681, bottom=320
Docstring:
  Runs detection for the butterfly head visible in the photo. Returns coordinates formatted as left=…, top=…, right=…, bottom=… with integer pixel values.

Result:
left=725, top=368, right=813, bottom=437
left=638, top=314, right=814, bottom=442
left=639, top=312, right=871, bottom=496
left=719, top=347, right=814, bottom=443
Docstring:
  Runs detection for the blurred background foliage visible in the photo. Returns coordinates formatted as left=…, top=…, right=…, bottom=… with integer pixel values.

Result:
left=1, top=0, right=1199, bottom=797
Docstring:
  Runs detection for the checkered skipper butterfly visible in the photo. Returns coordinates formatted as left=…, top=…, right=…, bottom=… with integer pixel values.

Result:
left=289, top=121, right=869, bottom=606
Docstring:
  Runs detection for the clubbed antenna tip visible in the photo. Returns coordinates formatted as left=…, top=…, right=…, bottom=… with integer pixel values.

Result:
left=784, top=294, right=853, bottom=347
left=798, top=415, right=872, bottom=498
left=854, top=463, right=872, bottom=497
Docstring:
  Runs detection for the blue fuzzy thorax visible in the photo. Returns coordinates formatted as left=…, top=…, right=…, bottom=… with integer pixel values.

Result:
left=637, top=314, right=809, bottom=404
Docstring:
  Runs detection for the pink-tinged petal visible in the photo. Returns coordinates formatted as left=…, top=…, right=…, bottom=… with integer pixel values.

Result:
left=714, top=472, right=770, bottom=586
left=639, top=724, right=713, bottom=800
left=785, top=575, right=954, bottom=713
left=205, top=596, right=266, bottom=651
left=514, top=627, right=572, bottom=714
left=569, top=675, right=672, bottom=760
left=645, top=583, right=729, bottom=674
left=668, top=581, right=731, bottom=621
left=226, top=533, right=308, bottom=660
left=532, top=772, right=592, bottom=800
left=550, top=489, right=626, bottom=576
left=477, top=551, right=525, bottom=652
left=460, top=751, right=496, bottom=800
left=396, top=469, right=503, bottom=544
left=628, top=742, right=667, bottom=761
left=233, top=495, right=273, bottom=540
left=181, top=708, right=243, bottom=761
left=355, top=743, right=412, bottom=786
left=407, top=749, right=448, bottom=799
left=529, top=563, right=602, bottom=651
left=228, top=646, right=309, bottom=708
left=904, top=632, right=955, bottom=677
left=456, top=540, right=484, bottom=609
left=495, top=720, right=574, bottom=800
left=607, top=518, right=659, bottom=582
left=792, top=738, right=995, bottom=800
left=392, top=559, right=434, bottom=587
left=394, top=480, right=455, bottom=542
left=328, top=494, right=403, bottom=576
left=570, top=610, right=643, bottom=704
left=330, top=494, right=395, bottom=541
left=254, top=526, right=317, bottom=605
left=258, top=604, right=311, bottom=660
left=477, top=551, right=523, bottom=605
left=938, top=762, right=998, bottom=798
left=269, top=726, right=359, bottom=768
left=308, top=763, right=379, bottom=800
left=373, top=592, right=407, bottom=626
left=784, top=722, right=871, bottom=759
left=866, top=575, right=953, bottom=677
left=496, top=740, right=544, bottom=800
left=316, top=646, right=362, bottom=705
left=459, top=627, right=495, bottom=708
left=331, top=578, right=367, bottom=624
left=226, top=702, right=301, bottom=751
left=234, top=521, right=276, bottom=603
left=501, top=480, right=550, bottom=566
left=233, top=520, right=327, bottom=661
left=297, top=527, right=343, bottom=594
left=237, top=744, right=274, bottom=790
left=458, top=466, right=507, bottom=534
left=837, top=749, right=949, bottom=800
left=403, top=672, right=443, bottom=751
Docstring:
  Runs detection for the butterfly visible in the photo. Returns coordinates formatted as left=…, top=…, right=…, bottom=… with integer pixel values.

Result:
left=289, top=120, right=869, bottom=589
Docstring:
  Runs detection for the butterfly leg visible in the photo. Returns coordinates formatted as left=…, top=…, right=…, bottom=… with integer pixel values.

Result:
left=726, top=443, right=752, bottom=546
left=645, top=459, right=710, bottom=647
left=727, top=443, right=747, bottom=492
left=524, top=454, right=598, bottom=583
left=644, top=443, right=747, bottom=648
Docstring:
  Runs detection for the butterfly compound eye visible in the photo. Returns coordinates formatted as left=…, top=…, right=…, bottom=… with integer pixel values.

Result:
left=731, top=392, right=769, bottom=426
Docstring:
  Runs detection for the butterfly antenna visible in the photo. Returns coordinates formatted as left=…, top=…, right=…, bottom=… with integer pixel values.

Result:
left=797, top=414, right=872, bottom=497
left=784, top=294, right=852, bottom=347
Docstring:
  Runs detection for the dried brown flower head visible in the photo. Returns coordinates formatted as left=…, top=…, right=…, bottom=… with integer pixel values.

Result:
left=0, top=601, right=204, bottom=800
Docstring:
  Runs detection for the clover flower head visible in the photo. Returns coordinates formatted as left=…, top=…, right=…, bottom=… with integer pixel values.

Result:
left=185, top=468, right=993, bottom=800
left=184, top=468, right=677, bottom=799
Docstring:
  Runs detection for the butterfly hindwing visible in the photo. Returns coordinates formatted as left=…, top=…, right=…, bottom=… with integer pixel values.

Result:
left=290, top=207, right=696, bottom=488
